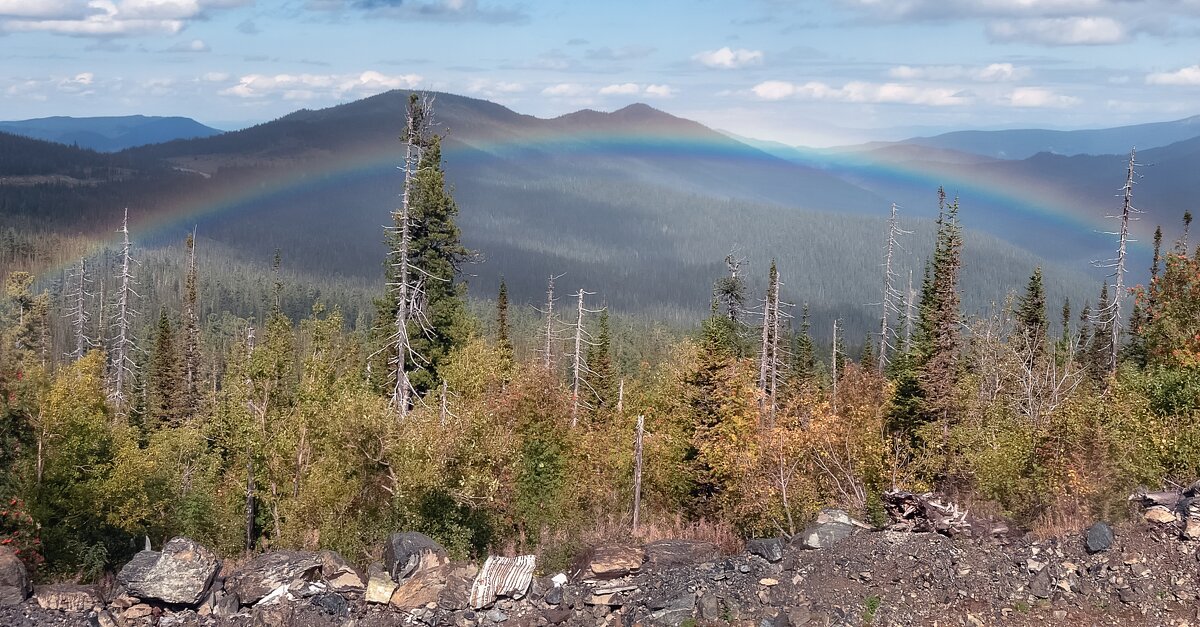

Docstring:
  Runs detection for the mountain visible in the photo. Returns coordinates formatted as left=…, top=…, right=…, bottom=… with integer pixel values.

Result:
left=864, top=115, right=1200, bottom=160
left=0, top=91, right=1110, bottom=340
left=0, top=115, right=222, bottom=152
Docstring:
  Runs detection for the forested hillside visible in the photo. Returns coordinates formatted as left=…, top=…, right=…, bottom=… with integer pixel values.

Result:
left=1, top=95, right=1198, bottom=590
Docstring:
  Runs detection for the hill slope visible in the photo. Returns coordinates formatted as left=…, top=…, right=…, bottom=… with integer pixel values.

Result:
left=0, top=115, right=222, bottom=152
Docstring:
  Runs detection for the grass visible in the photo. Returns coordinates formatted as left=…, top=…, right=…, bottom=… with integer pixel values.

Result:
left=863, top=595, right=882, bottom=624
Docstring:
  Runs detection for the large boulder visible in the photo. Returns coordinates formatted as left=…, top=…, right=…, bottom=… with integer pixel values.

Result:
left=746, top=538, right=785, bottom=563
left=317, top=550, right=364, bottom=594
left=116, top=537, right=220, bottom=606
left=382, top=532, right=448, bottom=582
left=226, top=551, right=322, bottom=606
left=0, top=546, right=31, bottom=606
left=390, top=565, right=448, bottom=610
left=642, top=540, right=719, bottom=570
left=364, top=563, right=396, bottom=604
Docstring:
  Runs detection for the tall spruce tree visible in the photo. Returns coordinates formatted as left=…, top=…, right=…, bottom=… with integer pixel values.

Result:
left=497, top=278, right=513, bottom=364
left=918, top=188, right=963, bottom=460
left=148, top=307, right=185, bottom=430
left=791, top=303, right=816, bottom=381
left=1015, top=266, right=1047, bottom=360
left=584, top=308, right=616, bottom=419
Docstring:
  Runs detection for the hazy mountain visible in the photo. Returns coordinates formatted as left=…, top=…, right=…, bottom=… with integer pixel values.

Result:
left=0, top=91, right=1117, bottom=339
left=0, top=115, right=222, bottom=152
left=864, top=115, right=1200, bottom=160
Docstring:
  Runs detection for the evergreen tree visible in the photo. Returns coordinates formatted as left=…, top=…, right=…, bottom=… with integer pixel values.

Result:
left=148, top=307, right=185, bottom=430
left=584, top=308, right=616, bottom=419
left=181, top=232, right=201, bottom=419
left=1015, top=266, right=1047, bottom=359
left=496, top=278, right=513, bottom=366
left=918, top=188, right=963, bottom=469
left=791, top=303, right=816, bottom=380
left=1084, top=284, right=1113, bottom=380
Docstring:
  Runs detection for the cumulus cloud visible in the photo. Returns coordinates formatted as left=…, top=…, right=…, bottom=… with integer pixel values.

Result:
left=752, top=79, right=969, bottom=106
left=644, top=84, right=675, bottom=98
left=306, top=0, right=525, bottom=23
left=693, top=47, right=764, bottom=69
left=4, top=72, right=101, bottom=100
left=0, top=0, right=250, bottom=37
left=888, top=63, right=1028, bottom=82
left=220, top=71, right=422, bottom=100
left=465, top=78, right=524, bottom=99
left=1005, top=86, right=1080, bottom=107
left=987, top=17, right=1127, bottom=45
left=599, top=82, right=641, bottom=96
left=1146, top=65, right=1200, bottom=85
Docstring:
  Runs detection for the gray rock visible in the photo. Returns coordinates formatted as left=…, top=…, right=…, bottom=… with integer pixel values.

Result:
left=543, top=585, right=563, bottom=606
left=214, top=591, right=240, bottom=617
left=116, top=537, right=220, bottom=606
left=0, top=546, right=31, bottom=607
left=795, top=521, right=856, bottom=550
left=312, top=591, right=348, bottom=616
left=318, top=550, right=365, bottom=594
left=746, top=538, right=785, bottom=563
left=383, top=532, right=449, bottom=581
left=1085, top=522, right=1114, bottom=553
left=226, top=551, right=321, bottom=605
left=642, top=540, right=719, bottom=570
left=89, top=609, right=120, bottom=627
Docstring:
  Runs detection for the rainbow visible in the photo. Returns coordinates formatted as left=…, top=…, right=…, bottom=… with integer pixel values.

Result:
left=50, top=124, right=1154, bottom=278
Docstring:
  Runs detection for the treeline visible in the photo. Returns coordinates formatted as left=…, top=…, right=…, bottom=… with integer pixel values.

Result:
left=1, top=112, right=1198, bottom=587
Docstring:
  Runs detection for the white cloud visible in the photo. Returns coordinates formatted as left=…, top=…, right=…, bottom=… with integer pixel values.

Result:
left=201, top=71, right=230, bottom=82
left=1005, top=86, right=1080, bottom=107
left=220, top=71, right=422, bottom=100
left=752, top=79, right=969, bottom=106
left=466, top=78, right=524, bottom=95
left=0, top=0, right=250, bottom=37
left=599, top=82, right=641, bottom=96
left=644, top=84, right=675, bottom=98
left=1146, top=65, right=1200, bottom=85
left=305, top=0, right=525, bottom=23
left=166, top=38, right=209, bottom=52
left=987, top=16, right=1126, bottom=44
left=887, top=63, right=1029, bottom=82
left=541, top=83, right=587, bottom=97
left=693, top=47, right=764, bottom=69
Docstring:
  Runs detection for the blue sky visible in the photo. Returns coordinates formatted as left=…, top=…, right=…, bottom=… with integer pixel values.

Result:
left=5, top=0, right=1200, bottom=145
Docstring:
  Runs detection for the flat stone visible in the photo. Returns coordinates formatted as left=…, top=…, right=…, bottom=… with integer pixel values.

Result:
left=0, top=546, right=32, bottom=607
left=642, top=540, right=719, bottom=570
left=123, top=604, right=154, bottom=620
left=390, top=564, right=448, bottom=610
left=365, top=563, right=396, bottom=604
left=795, top=521, right=855, bottom=550
left=587, top=546, right=645, bottom=579
left=1183, top=518, right=1200, bottom=541
left=318, top=550, right=365, bottom=593
left=35, top=583, right=99, bottom=612
left=1145, top=506, right=1178, bottom=524
left=116, top=537, right=220, bottom=606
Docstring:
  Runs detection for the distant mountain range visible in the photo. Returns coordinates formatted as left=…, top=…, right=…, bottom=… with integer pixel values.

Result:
left=0, top=115, right=222, bottom=152
left=5, top=91, right=1198, bottom=339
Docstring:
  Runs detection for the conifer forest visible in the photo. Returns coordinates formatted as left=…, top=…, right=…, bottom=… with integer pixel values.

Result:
left=1, top=87, right=1199, bottom=595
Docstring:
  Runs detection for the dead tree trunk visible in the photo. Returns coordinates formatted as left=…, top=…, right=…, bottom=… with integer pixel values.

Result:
left=1093, top=148, right=1140, bottom=374
left=538, top=274, right=561, bottom=370
left=832, top=318, right=841, bottom=412
left=109, top=209, right=139, bottom=414
left=632, top=414, right=644, bottom=533
left=66, top=257, right=92, bottom=360
left=879, top=203, right=910, bottom=371
left=568, top=288, right=599, bottom=428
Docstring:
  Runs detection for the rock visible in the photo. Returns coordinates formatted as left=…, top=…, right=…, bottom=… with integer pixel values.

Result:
left=816, top=508, right=870, bottom=528
left=214, top=591, right=239, bottom=617
left=544, top=608, right=574, bottom=624
left=1183, top=518, right=1200, bottom=541
left=318, top=550, right=365, bottom=594
left=364, top=563, right=396, bottom=604
left=642, top=539, right=719, bottom=570
left=586, top=546, right=645, bottom=579
left=250, top=604, right=292, bottom=627
left=0, top=546, right=31, bottom=607
left=1026, top=558, right=1047, bottom=573
left=795, top=521, right=856, bottom=550
left=383, top=532, right=449, bottom=581
left=89, top=609, right=120, bottom=627
left=485, top=608, right=508, bottom=622
left=226, top=551, right=321, bottom=605
left=1030, top=569, right=1052, bottom=599
left=312, top=591, right=349, bottom=616
left=1086, top=522, right=1114, bottom=553
left=469, top=555, right=536, bottom=609
left=123, top=604, right=154, bottom=620
left=746, top=538, right=785, bottom=563
left=543, top=584, right=564, bottom=606
left=34, top=584, right=100, bottom=612
left=116, top=537, right=221, bottom=606
left=1144, top=506, right=1178, bottom=524
left=759, top=578, right=779, bottom=586
left=390, top=564, right=447, bottom=610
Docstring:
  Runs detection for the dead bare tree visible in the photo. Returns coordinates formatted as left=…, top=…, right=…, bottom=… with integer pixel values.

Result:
left=1091, top=148, right=1141, bottom=374
left=831, top=318, right=842, bottom=412
left=903, top=269, right=915, bottom=353
left=878, top=203, right=911, bottom=371
left=567, top=288, right=602, bottom=427
left=182, top=230, right=201, bottom=417
left=64, top=257, right=94, bottom=360
left=632, top=414, right=645, bottom=533
left=535, top=273, right=565, bottom=370
left=109, top=209, right=140, bottom=413
left=756, top=262, right=792, bottom=426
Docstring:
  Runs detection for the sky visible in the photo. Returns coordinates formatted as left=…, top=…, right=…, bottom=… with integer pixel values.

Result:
left=4, top=0, right=1200, bottom=146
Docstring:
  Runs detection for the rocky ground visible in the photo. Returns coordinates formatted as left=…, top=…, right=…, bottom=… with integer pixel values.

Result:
left=3, top=496, right=1200, bottom=626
